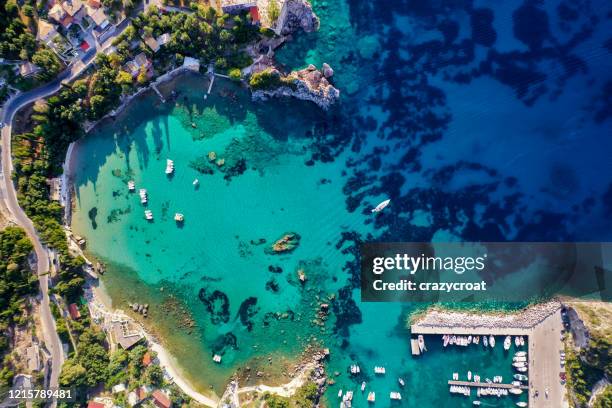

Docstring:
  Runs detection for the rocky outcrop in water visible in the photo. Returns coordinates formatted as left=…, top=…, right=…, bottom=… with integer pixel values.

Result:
left=265, top=232, right=301, bottom=254
left=252, top=64, right=340, bottom=110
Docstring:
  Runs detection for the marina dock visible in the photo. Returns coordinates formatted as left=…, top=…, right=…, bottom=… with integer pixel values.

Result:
left=410, top=339, right=420, bottom=355
left=448, top=380, right=528, bottom=390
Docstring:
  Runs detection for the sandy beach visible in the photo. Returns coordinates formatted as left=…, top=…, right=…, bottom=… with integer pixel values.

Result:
left=84, top=279, right=321, bottom=407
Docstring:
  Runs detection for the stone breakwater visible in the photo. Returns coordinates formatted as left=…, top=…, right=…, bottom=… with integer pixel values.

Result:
left=412, top=301, right=562, bottom=332
left=252, top=64, right=340, bottom=110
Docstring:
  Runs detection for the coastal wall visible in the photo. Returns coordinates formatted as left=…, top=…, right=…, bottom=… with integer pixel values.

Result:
left=411, top=301, right=562, bottom=335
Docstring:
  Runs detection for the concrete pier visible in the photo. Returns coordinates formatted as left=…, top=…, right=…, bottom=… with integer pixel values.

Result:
left=448, top=380, right=528, bottom=390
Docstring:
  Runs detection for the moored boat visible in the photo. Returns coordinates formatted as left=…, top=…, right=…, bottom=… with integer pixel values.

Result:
left=509, top=388, right=523, bottom=395
left=489, top=335, right=495, bottom=347
left=371, top=199, right=391, bottom=213
left=174, top=213, right=184, bottom=222
left=361, top=382, right=366, bottom=392
left=367, top=392, right=375, bottom=402
left=483, top=336, right=488, bottom=347
left=514, top=374, right=528, bottom=381
left=128, top=180, right=135, bottom=191
left=390, top=391, right=401, bottom=400
left=165, top=159, right=174, bottom=175
left=504, top=336, right=511, bottom=350
left=515, top=351, right=527, bottom=357
left=516, top=402, right=527, bottom=407
left=418, top=335, right=426, bottom=352
left=144, top=210, right=153, bottom=220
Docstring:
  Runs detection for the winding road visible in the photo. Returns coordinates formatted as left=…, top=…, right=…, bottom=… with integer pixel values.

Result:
left=0, top=18, right=131, bottom=406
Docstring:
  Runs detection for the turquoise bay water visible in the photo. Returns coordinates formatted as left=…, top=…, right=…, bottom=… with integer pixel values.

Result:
left=71, top=0, right=610, bottom=405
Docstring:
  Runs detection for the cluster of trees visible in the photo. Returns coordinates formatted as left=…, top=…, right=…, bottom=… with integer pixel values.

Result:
left=128, top=6, right=258, bottom=73
left=0, top=0, right=36, bottom=60
left=249, top=68, right=297, bottom=91
left=1, top=0, right=63, bottom=85
left=565, top=333, right=611, bottom=407
left=262, top=382, right=319, bottom=408
left=0, top=227, right=37, bottom=388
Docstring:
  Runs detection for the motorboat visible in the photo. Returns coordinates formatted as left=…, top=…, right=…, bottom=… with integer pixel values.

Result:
left=514, top=374, right=528, bottom=381
left=489, top=335, right=495, bottom=347
left=504, top=336, right=511, bottom=350
left=361, top=382, right=366, bottom=392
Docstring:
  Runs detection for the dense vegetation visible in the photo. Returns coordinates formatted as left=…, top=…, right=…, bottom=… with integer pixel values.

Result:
left=249, top=68, right=297, bottom=91
left=565, top=333, right=612, bottom=407
left=0, top=0, right=63, bottom=87
left=0, top=227, right=37, bottom=388
left=593, top=385, right=612, bottom=408
left=261, top=382, right=319, bottom=408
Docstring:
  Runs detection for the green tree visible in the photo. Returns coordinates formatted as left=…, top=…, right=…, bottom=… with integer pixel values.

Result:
left=32, top=48, right=61, bottom=80
left=228, top=68, right=241, bottom=81
left=59, top=359, right=86, bottom=387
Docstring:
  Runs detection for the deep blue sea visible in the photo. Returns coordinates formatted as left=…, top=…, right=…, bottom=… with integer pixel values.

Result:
left=71, top=0, right=611, bottom=406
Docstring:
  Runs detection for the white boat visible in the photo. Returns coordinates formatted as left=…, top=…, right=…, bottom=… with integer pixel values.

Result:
left=193, top=178, right=199, bottom=186
left=467, top=371, right=472, bottom=381
left=350, top=364, right=360, bottom=374
left=519, top=336, right=525, bottom=346
left=509, top=388, right=523, bottom=395
left=516, top=402, right=528, bottom=407
left=128, top=180, right=135, bottom=191
left=473, top=336, right=480, bottom=344
left=515, top=351, right=527, bottom=357
left=389, top=392, right=401, bottom=400
left=513, top=362, right=526, bottom=368
left=483, top=336, right=488, bottom=347
left=338, top=390, right=342, bottom=398
left=361, top=382, right=366, bottom=392
left=165, top=159, right=174, bottom=175
left=374, top=366, right=386, bottom=374
left=516, top=367, right=528, bottom=373
left=139, top=188, right=148, bottom=204
left=514, top=374, right=528, bottom=381
left=453, top=372, right=459, bottom=380
left=144, top=210, right=153, bottom=220
left=345, top=391, right=353, bottom=401
left=418, top=335, right=426, bottom=352
left=174, top=213, right=184, bottom=222
left=443, top=334, right=449, bottom=347
left=212, top=354, right=221, bottom=363
left=367, top=392, right=375, bottom=402
left=473, top=402, right=481, bottom=406
left=513, top=356, right=527, bottom=362
left=504, top=336, right=511, bottom=350
left=398, top=378, right=405, bottom=387
left=489, top=335, right=495, bottom=347
left=371, top=199, right=391, bottom=213
left=515, top=336, right=520, bottom=347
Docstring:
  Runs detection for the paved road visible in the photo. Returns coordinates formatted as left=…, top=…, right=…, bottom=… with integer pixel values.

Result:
left=0, top=19, right=130, bottom=406
left=529, top=310, right=568, bottom=408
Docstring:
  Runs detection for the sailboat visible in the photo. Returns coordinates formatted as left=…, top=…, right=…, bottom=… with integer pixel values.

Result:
left=371, top=199, right=391, bottom=213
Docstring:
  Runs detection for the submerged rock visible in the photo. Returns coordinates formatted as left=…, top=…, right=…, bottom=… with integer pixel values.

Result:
left=265, top=232, right=301, bottom=254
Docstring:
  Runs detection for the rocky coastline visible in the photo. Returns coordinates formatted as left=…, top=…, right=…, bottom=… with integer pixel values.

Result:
left=247, top=0, right=340, bottom=109
left=251, top=63, right=340, bottom=110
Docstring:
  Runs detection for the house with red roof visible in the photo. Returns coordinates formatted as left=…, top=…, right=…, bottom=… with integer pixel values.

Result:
left=151, top=390, right=172, bottom=408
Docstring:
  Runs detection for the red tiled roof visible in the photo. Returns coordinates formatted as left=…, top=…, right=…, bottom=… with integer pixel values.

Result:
left=68, top=303, right=81, bottom=319
left=249, top=6, right=259, bottom=22
left=142, top=352, right=152, bottom=366
left=152, top=390, right=171, bottom=408
left=87, top=402, right=105, bottom=408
